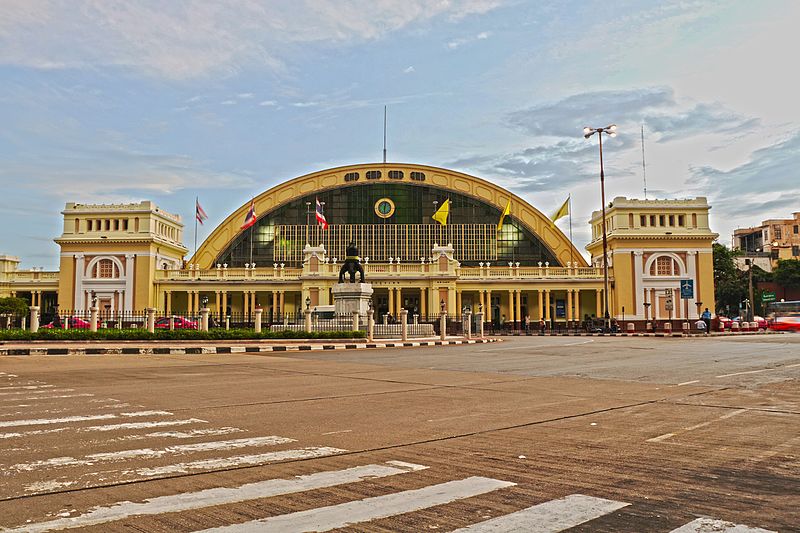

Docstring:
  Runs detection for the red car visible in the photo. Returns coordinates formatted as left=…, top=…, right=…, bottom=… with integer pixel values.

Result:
left=154, top=316, right=198, bottom=329
left=770, top=316, right=800, bottom=332
left=42, top=317, right=91, bottom=329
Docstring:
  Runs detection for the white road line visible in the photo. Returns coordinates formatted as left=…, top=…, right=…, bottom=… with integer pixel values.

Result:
left=0, top=394, right=95, bottom=402
left=6, top=461, right=427, bottom=533
left=0, top=385, right=55, bottom=391
left=0, top=419, right=206, bottom=439
left=715, top=368, right=776, bottom=378
left=647, top=409, right=748, bottom=443
left=120, top=410, right=173, bottom=417
left=0, top=428, right=69, bottom=439
left=562, top=339, right=595, bottom=346
left=785, top=362, right=800, bottom=368
left=0, top=410, right=182, bottom=429
left=453, top=493, right=629, bottom=532
left=321, top=429, right=352, bottom=435
left=677, top=380, right=700, bottom=386
left=8, top=436, right=296, bottom=473
left=134, top=447, right=347, bottom=476
left=199, top=476, right=515, bottom=533
left=0, top=389, right=73, bottom=396
left=669, top=517, right=776, bottom=532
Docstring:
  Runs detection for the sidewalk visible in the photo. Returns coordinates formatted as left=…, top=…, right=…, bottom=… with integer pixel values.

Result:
left=0, top=337, right=499, bottom=356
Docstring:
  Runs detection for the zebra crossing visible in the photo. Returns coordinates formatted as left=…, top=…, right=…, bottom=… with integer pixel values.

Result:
left=0, top=371, right=779, bottom=532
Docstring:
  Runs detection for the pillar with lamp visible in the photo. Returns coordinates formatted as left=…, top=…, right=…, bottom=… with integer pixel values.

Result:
left=583, top=124, right=617, bottom=332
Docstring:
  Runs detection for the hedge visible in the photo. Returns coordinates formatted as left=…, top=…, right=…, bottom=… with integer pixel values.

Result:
left=0, top=328, right=366, bottom=342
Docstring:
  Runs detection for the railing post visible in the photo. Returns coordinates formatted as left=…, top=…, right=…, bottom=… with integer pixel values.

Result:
left=304, top=309, right=312, bottom=333
left=200, top=308, right=210, bottom=332
left=400, top=309, right=408, bottom=341
left=169, top=316, right=175, bottom=330
left=254, top=307, right=263, bottom=333
left=367, top=309, right=374, bottom=342
left=440, top=311, right=447, bottom=341
left=352, top=311, right=360, bottom=332
left=90, top=306, right=99, bottom=332
left=476, top=312, right=484, bottom=338
left=29, top=306, right=40, bottom=333
left=146, top=308, right=155, bottom=333
left=465, top=310, right=472, bottom=339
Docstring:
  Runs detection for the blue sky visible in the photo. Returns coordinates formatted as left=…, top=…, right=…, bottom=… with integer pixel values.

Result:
left=1, top=0, right=798, bottom=268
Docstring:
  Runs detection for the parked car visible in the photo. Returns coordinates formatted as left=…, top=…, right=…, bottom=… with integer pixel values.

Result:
left=770, top=315, right=800, bottom=332
left=154, top=316, right=198, bottom=329
left=41, top=317, right=90, bottom=329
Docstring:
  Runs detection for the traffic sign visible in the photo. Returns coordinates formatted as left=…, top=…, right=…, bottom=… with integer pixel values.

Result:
left=762, top=291, right=776, bottom=303
left=680, top=279, right=694, bottom=299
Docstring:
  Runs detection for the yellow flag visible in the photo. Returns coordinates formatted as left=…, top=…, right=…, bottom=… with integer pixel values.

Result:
left=432, top=199, right=450, bottom=225
left=550, top=196, right=570, bottom=224
left=496, top=199, right=511, bottom=232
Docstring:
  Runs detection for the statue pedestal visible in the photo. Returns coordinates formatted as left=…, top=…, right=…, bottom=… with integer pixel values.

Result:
left=332, top=283, right=373, bottom=317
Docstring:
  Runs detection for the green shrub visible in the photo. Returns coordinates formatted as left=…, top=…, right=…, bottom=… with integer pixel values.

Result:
left=0, top=328, right=366, bottom=342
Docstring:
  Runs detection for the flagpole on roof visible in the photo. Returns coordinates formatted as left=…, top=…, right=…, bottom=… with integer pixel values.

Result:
left=249, top=198, right=254, bottom=266
left=569, top=193, right=574, bottom=267
left=194, top=196, right=199, bottom=262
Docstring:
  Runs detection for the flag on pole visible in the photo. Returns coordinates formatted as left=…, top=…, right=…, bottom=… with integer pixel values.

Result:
left=240, top=199, right=257, bottom=230
left=195, top=198, right=208, bottom=225
left=550, top=196, right=570, bottom=225
left=315, top=197, right=328, bottom=229
left=496, top=199, right=511, bottom=232
left=432, top=199, right=450, bottom=225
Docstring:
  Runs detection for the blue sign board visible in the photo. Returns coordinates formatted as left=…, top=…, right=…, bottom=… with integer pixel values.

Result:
left=680, top=279, right=694, bottom=299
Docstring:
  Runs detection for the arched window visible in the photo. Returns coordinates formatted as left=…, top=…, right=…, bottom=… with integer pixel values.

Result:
left=651, top=256, right=677, bottom=276
left=98, top=259, right=115, bottom=278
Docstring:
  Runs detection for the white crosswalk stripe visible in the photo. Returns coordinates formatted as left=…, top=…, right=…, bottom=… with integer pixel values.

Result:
left=670, top=517, right=777, bottom=533
left=6, top=461, right=428, bottom=533
left=199, top=476, right=517, bottom=533
left=452, top=493, right=630, bottom=532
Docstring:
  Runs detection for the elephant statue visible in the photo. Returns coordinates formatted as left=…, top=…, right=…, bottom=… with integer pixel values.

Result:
left=338, top=241, right=366, bottom=283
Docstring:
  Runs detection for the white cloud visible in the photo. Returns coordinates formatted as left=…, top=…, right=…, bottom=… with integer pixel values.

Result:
left=220, top=100, right=236, bottom=105
left=258, top=100, right=277, bottom=106
left=292, top=101, right=319, bottom=108
left=0, top=0, right=504, bottom=79
left=447, top=30, right=492, bottom=49
left=403, top=66, right=415, bottom=74
left=237, top=92, right=254, bottom=99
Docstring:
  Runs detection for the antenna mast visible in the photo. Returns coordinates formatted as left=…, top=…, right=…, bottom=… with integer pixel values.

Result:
left=383, top=105, right=387, bottom=163
left=641, top=124, right=647, bottom=199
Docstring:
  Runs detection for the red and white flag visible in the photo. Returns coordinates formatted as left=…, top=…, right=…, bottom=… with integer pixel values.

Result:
left=241, top=199, right=257, bottom=230
left=195, top=198, right=208, bottom=224
left=315, top=197, right=328, bottom=229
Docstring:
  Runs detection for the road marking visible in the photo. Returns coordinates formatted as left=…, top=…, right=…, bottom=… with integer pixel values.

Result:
left=0, top=410, right=183, bottom=429
left=785, top=362, right=800, bottom=368
left=8, top=436, right=297, bottom=473
left=563, top=339, right=595, bottom=346
left=677, top=380, right=700, bottom=386
left=452, top=493, right=629, bottom=532
left=321, top=429, right=352, bottom=435
left=647, top=409, right=748, bottom=442
left=134, top=447, right=347, bottom=476
left=83, top=419, right=207, bottom=432
left=0, top=389, right=73, bottom=396
left=715, top=368, right=772, bottom=378
left=198, top=476, right=515, bottom=532
left=0, top=393, right=96, bottom=402
left=6, top=461, right=427, bottom=533
left=0, top=385, right=55, bottom=391
left=669, top=517, right=776, bottom=532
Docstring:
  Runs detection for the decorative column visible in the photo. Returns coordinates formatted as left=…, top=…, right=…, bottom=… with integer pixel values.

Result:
left=367, top=309, right=374, bottom=342
left=166, top=291, right=172, bottom=315
left=456, top=290, right=462, bottom=316
left=214, top=291, right=220, bottom=316
left=634, top=251, right=644, bottom=318
left=254, top=307, right=263, bottom=333
left=29, top=306, right=40, bottom=333
left=596, top=288, right=602, bottom=318
left=486, top=289, right=492, bottom=321
left=396, top=287, right=403, bottom=316
left=146, top=307, right=155, bottom=333
left=74, top=254, right=84, bottom=311
left=515, top=290, right=522, bottom=326
left=388, top=287, right=394, bottom=318
left=200, top=307, right=209, bottom=332
left=243, top=291, right=249, bottom=319
left=279, top=291, right=285, bottom=317
left=566, top=289, right=573, bottom=322
left=465, top=309, right=472, bottom=339
left=400, top=309, right=408, bottom=341
left=186, top=291, right=193, bottom=315
left=574, top=290, right=581, bottom=323
left=222, top=291, right=228, bottom=317
left=420, top=287, right=427, bottom=317
left=124, top=254, right=134, bottom=312
left=272, top=291, right=278, bottom=318
left=544, top=290, right=551, bottom=321
left=507, top=290, right=514, bottom=324
left=537, top=289, right=543, bottom=320
left=687, top=251, right=698, bottom=318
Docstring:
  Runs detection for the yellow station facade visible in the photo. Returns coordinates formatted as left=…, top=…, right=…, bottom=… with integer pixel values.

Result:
left=0, top=163, right=717, bottom=325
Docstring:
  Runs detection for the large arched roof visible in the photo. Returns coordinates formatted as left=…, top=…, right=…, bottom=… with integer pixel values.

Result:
left=192, top=163, right=587, bottom=268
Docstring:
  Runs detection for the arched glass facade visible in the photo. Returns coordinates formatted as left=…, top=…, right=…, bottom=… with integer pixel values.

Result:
left=216, top=183, right=560, bottom=267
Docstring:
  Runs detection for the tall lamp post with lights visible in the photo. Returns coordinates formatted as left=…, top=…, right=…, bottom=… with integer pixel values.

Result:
left=583, top=124, right=617, bottom=331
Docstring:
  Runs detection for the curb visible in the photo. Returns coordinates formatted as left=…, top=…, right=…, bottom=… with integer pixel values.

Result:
left=0, top=337, right=499, bottom=356
left=499, top=331, right=777, bottom=338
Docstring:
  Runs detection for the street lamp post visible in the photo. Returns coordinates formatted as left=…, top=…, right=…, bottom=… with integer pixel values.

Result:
left=584, top=124, right=617, bottom=332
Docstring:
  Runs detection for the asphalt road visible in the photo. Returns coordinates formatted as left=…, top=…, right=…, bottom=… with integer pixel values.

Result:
left=0, top=335, right=798, bottom=532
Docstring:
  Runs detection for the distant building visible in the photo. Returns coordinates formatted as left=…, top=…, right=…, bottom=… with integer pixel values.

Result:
left=733, top=212, right=800, bottom=269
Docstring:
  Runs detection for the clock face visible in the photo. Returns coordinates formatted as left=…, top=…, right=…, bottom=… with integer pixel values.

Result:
left=374, top=198, right=395, bottom=218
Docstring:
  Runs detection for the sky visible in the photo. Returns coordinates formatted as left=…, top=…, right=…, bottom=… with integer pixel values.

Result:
left=1, top=0, right=798, bottom=269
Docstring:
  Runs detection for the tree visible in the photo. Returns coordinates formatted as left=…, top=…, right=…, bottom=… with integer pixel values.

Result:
left=0, top=297, right=29, bottom=316
left=773, top=259, right=800, bottom=291
left=713, top=243, right=745, bottom=315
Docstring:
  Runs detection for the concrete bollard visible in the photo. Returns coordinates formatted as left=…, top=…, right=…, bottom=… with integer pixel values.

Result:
left=29, top=306, right=40, bottom=333
left=382, top=314, right=388, bottom=326
left=663, top=322, right=672, bottom=333
left=627, top=322, right=635, bottom=333
left=352, top=311, right=360, bottom=332
left=718, top=320, right=726, bottom=332
left=367, top=309, right=374, bottom=342
left=682, top=322, right=690, bottom=333
left=400, top=309, right=408, bottom=341
left=305, top=309, right=312, bottom=333
left=440, top=312, right=447, bottom=341
left=465, top=310, right=472, bottom=340
left=646, top=321, right=652, bottom=332
left=254, top=308, right=263, bottom=333
left=476, top=312, right=484, bottom=338
left=145, top=308, right=155, bottom=333
left=731, top=321, right=740, bottom=331
left=169, top=316, right=175, bottom=330
left=200, top=308, right=210, bottom=332
left=225, top=316, right=230, bottom=330
left=90, top=306, right=99, bottom=332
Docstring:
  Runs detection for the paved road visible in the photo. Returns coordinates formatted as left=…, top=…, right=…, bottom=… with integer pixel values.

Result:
left=0, top=335, right=797, bottom=532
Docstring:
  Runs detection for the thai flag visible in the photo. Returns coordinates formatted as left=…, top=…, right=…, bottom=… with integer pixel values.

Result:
left=315, top=197, right=328, bottom=229
left=195, top=198, right=208, bottom=225
left=241, top=199, right=257, bottom=230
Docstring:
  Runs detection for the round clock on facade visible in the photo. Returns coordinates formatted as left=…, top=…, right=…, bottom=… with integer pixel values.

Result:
left=374, top=197, right=395, bottom=218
